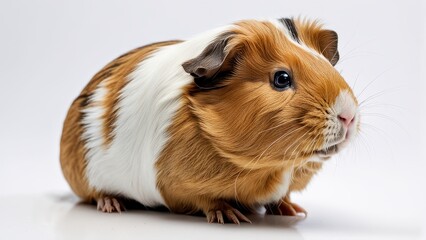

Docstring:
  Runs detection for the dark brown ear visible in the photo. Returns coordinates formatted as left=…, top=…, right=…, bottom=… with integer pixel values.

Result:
left=182, top=32, right=237, bottom=89
left=318, top=30, right=339, bottom=66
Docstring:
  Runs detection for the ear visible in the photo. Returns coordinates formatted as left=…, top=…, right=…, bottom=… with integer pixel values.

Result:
left=182, top=32, right=237, bottom=89
left=317, top=30, right=339, bottom=66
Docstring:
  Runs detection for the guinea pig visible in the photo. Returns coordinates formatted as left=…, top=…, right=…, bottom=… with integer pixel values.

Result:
left=60, top=17, right=360, bottom=224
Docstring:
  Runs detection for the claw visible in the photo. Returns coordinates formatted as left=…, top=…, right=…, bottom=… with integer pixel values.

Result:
left=224, top=209, right=240, bottom=224
left=97, top=198, right=104, bottom=211
left=216, top=210, right=224, bottom=224
left=112, top=198, right=123, bottom=213
left=290, top=202, right=307, bottom=217
left=232, top=208, right=252, bottom=223
left=205, top=203, right=251, bottom=224
left=280, top=200, right=298, bottom=216
left=266, top=197, right=307, bottom=218
left=207, top=211, right=217, bottom=223
left=104, top=198, right=113, bottom=212
left=96, top=197, right=124, bottom=213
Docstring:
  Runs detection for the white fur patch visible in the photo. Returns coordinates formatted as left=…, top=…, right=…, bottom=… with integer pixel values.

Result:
left=82, top=26, right=231, bottom=207
left=332, top=90, right=357, bottom=119
left=323, top=89, right=359, bottom=149
left=262, top=170, right=292, bottom=204
left=306, top=155, right=324, bottom=163
left=81, top=82, right=109, bottom=161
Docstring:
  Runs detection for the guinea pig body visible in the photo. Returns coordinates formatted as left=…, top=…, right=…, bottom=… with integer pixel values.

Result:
left=60, top=18, right=359, bottom=223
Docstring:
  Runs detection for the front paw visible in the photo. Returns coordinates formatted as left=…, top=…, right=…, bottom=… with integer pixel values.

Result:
left=265, top=196, right=307, bottom=217
left=205, top=202, right=252, bottom=224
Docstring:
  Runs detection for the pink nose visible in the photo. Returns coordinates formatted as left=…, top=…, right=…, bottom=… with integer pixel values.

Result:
left=338, top=113, right=355, bottom=127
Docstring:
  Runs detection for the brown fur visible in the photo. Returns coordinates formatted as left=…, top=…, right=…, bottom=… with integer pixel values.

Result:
left=156, top=20, right=352, bottom=215
left=289, top=162, right=323, bottom=192
left=294, top=19, right=340, bottom=66
left=60, top=41, right=181, bottom=202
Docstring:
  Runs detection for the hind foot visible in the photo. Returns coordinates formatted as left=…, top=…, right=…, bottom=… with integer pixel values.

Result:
left=96, top=197, right=125, bottom=213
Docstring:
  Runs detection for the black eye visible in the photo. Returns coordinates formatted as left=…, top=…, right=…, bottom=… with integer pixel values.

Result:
left=273, top=70, right=292, bottom=91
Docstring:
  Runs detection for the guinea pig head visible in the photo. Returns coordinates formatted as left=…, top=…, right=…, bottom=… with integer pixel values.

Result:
left=182, top=19, right=359, bottom=169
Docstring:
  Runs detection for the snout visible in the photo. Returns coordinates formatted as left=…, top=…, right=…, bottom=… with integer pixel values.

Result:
left=316, top=89, right=359, bottom=158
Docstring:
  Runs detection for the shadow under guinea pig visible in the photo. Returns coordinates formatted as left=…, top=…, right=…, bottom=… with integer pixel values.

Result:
left=52, top=192, right=305, bottom=240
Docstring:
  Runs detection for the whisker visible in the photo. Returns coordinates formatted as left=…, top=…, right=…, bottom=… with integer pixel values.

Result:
left=232, top=124, right=307, bottom=203
left=281, top=125, right=318, bottom=171
left=350, top=73, right=361, bottom=93
left=294, top=132, right=322, bottom=171
left=338, top=38, right=376, bottom=63
left=356, top=67, right=393, bottom=100
left=360, top=122, right=398, bottom=153
left=361, top=113, right=409, bottom=137
left=257, top=116, right=305, bottom=135
left=356, top=129, right=375, bottom=161
left=358, top=87, right=402, bottom=108
left=289, top=134, right=320, bottom=171
left=338, top=52, right=384, bottom=65
left=358, top=102, right=407, bottom=112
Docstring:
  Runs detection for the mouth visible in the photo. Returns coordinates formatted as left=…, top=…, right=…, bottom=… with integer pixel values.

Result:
left=314, top=144, right=340, bottom=158
left=312, top=115, right=358, bottom=160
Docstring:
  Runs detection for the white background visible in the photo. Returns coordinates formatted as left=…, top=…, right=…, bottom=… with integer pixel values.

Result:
left=0, top=0, right=425, bottom=239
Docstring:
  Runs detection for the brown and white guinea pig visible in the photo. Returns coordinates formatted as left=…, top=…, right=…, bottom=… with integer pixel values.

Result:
left=60, top=17, right=360, bottom=224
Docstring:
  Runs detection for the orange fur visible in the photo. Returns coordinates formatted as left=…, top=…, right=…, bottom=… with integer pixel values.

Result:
left=156, top=20, right=353, bottom=215
left=289, top=162, right=323, bottom=192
